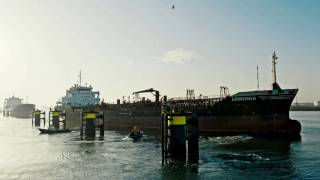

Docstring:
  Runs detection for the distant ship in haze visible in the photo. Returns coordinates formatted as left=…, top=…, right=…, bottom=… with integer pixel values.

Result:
left=3, top=96, right=35, bottom=118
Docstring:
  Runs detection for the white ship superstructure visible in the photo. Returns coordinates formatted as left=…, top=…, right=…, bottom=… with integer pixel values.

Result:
left=60, top=72, right=100, bottom=108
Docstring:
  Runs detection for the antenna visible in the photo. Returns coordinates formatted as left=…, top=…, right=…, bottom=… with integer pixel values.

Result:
left=79, top=70, right=82, bottom=86
left=272, top=51, right=278, bottom=84
left=257, top=65, right=260, bottom=90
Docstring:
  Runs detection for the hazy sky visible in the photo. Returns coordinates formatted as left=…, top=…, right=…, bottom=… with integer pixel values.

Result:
left=0, top=0, right=319, bottom=107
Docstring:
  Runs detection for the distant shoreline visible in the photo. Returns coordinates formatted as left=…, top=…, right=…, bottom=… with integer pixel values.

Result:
left=290, top=106, right=320, bottom=111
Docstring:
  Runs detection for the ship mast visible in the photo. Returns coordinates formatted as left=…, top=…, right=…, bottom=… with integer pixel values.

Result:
left=272, top=51, right=278, bottom=84
left=257, top=65, right=260, bottom=90
left=271, top=51, right=281, bottom=90
left=79, top=70, right=82, bottom=86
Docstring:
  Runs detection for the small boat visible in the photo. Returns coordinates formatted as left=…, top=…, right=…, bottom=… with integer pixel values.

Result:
left=39, top=128, right=71, bottom=134
left=129, top=132, right=143, bottom=140
left=129, top=126, right=143, bottom=140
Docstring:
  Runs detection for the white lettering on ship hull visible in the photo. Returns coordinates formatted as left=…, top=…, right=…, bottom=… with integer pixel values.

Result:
left=232, top=96, right=256, bottom=101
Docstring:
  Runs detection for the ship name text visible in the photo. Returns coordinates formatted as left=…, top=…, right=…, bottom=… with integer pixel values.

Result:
left=232, top=96, right=256, bottom=101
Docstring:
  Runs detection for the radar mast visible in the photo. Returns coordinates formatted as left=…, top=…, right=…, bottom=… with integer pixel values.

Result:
left=257, top=65, right=259, bottom=90
left=272, top=51, right=281, bottom=90
left=79, top=70, right=82, bottom=86
left=272, top=51, right=278, bottom=84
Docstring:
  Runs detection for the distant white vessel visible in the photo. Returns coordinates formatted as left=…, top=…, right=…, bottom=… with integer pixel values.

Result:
left=57, top=71, right=100, bottom=108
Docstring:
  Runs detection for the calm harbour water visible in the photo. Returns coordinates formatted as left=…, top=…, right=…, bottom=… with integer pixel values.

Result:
left=0, top=111, right=319, bottom=179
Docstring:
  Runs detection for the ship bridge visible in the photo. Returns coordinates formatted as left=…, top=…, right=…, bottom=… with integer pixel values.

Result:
left=61, top=72, right=100, bottom=108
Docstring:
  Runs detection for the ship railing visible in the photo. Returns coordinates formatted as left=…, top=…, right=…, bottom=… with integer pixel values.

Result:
left=169, top=95, right=222, bottom=101
left=167, top=95, right=225, bottom=107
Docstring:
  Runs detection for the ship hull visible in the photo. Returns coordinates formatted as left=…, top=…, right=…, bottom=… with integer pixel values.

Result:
left=100, top=115, right=300, bottom=139
left=11, top=104, right=35, bottom=118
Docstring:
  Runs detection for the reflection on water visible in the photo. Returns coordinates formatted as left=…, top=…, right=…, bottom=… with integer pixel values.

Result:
left=200, top=136, right=298, bottom=179
left=0, top=112, right=320, bottom=179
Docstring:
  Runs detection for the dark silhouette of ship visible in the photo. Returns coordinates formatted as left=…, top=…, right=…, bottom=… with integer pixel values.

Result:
left=92, top=52, right=300, bottom=138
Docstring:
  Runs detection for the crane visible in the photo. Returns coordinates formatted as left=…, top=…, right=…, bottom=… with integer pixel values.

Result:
left=133, top=88, right=160, bottom=103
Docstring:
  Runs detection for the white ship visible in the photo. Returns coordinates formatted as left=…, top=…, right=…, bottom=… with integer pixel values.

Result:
left=56, top=71, right=100, bottom=109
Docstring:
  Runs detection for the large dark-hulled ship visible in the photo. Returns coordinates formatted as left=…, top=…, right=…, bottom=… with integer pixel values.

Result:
left=3, top=96, right=35, bottom=118
left=94, top=52, right=300, bottom=138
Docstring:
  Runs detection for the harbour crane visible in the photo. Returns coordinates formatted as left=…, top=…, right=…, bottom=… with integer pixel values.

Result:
left=133, top=88, right=160, bottom=103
